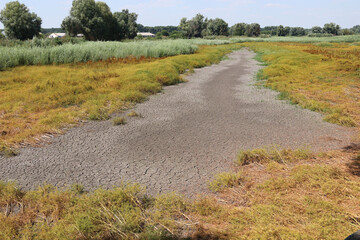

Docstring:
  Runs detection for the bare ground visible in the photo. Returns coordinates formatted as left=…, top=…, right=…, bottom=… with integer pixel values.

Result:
left=0, top=49, right=353, bottom=196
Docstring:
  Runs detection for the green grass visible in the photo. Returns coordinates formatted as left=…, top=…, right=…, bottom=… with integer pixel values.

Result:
left=209, top=172, right=244, bottom=192
left=0, top=39, right=231, bottom=70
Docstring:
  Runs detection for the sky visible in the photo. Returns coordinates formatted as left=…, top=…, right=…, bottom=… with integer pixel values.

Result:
left=0, top=0, right=359, bottom=29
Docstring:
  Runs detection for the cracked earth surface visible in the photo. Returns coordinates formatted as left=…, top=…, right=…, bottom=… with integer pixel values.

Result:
left=0, top=49, right=352, bottom=196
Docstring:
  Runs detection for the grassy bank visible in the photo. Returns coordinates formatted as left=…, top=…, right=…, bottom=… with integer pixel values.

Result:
left=0, top=43, right=242, bottom=152
left=1, top=147, right=359, bottom=239
left=242, top=42, right=360, bottom=128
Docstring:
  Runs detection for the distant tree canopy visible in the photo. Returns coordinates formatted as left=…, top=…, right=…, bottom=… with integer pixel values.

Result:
left=351, top=25, right=360, bottom=34
left=179, top=14, right=229, bottom=38
left=311, top=26, right=323, bottom=34
left=261, top=26, right=278, bottom=36
left=246, top=23, right=261, bottom=37
left=230, top=23, right=247, bottom=36
left=290, top=27, right=306, bottom=36
left=323, top=22, right=340, bottom=35
left=206, top=18, right=229, bottom=36
left=62, top=0, right=138, bottom=41
left=0, top=1, right=42, bottom=40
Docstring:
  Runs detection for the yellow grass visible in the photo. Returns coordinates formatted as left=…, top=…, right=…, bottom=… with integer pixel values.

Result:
left=194, top=151, right=360, bottom=239
left=0, top=44, right=242, bottom=150
left=242, top=42, right=360, bottom=128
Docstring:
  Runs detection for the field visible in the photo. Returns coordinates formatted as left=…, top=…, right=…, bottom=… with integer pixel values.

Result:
left=0, top=37, right=360, bottom=239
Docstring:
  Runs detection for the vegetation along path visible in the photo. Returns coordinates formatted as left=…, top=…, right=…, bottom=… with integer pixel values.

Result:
left=0, top=49, right=352, bottom=195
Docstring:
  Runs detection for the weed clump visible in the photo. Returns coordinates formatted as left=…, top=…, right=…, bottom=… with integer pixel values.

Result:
left=112, top=117, right=126, bottom=126
left=127, top=111, right=142, bottom=118
left=0, top=145, right=19, bottom=157
left=236, top=147, right=313, bottom=166
left=209, top=172, right=243, bottom=192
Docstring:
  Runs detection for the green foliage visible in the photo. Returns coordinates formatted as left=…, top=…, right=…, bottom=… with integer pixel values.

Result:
left=179, top=14, right=207, bottom=38
left=62, top=0, right=138, bottom=41
left=246, top=23, right=261, bottom=37
left=290, top=27, right=306, bottom=36
left=352, top=25, right=360, bottom=34
left=311, top=26, right=323, bottom=34
left=0, top=40, right=201, bottom=70
left=113, top=9, right=138, bottom=40
left=230, top=23, right=247, bottom=36
left=206, top=18, right=229, bottom=36
left=209, top=172, right=243, bottom=192
left=323, top=22, right=340, bottom=35
left=277, top=25, right=291, bottom=36
left=0, top=1, right=42, bottom=40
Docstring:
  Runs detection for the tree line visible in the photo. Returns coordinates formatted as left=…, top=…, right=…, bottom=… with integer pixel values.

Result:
left=0, top=0, right=359, bottom=41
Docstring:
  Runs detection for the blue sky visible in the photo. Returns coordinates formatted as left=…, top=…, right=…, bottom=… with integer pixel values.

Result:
left=0, top=0, right=359, bottom=29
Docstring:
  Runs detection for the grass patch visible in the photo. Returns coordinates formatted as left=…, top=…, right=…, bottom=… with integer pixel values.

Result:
left=236, top=146, right=313, bottom=166
left=0, top=182, right=193, bottom=239
left=243, top=42, right=360, bottom=127
left=112, top=117, right=126, bottom=126
left=0, top=144, right=18, bottom=157
left=209, top=172, right=243, bottom=192
left=127, top=111, right=142, bottom=118
left=192, top=150, right=360, bottom=239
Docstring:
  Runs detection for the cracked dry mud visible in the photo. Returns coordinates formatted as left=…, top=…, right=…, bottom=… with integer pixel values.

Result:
left=0, top=49, right=353, bottom=196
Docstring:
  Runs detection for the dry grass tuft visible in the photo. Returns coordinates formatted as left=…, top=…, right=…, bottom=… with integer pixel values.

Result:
left=236, top=146, right=313, bottom=166
left=112, top=117, right=126, bottom=126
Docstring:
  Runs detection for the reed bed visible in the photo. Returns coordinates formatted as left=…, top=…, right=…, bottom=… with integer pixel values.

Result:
left=0, top=39, right=230, bottom=70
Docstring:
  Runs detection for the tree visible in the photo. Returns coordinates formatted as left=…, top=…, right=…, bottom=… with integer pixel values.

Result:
left=62, top=0, right=138, bottom=41
left=161, top=30, right=169, bottom=36
left=277, top=25, right=290, bottom=36
left=0, top=1, right=42, bottom=40
left=311, top=26, right=322, bottom=34
left=230, top=23, right=247, bottom=36
left=169, top=30, right=184, bottom=39
left=113, top=9, right=138, bottom=40
left=179, top=17, right=190, bottom=38
left=351, top=25, right=360, bottom=34
left=323, top=22, right=340, bottom=35
left=188, top=14, right=206, bottom=38
left=206, top=18, right=228, bottom=36
left=246, top=23, right=260, bottom=37
left=261, top=26, right=277, bottom=35
left=179, top=14, right=207, bottom=38
left=62, top=0, right=104, bottom=40
left=290, top=27, right=306, bottom=36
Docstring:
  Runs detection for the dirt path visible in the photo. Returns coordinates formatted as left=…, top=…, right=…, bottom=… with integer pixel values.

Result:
left=0, top=49, right=352, bottom=196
